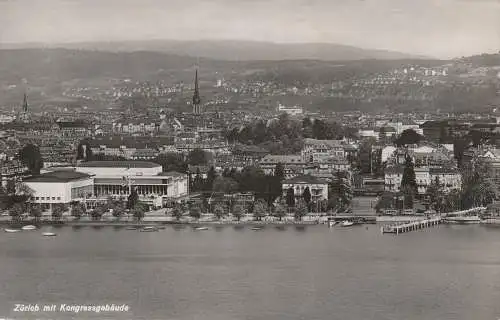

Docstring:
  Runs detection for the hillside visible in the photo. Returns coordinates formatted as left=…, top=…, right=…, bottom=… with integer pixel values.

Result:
left=1, top=40, right=429, bottom=61
left=0, top=48, right=444, bottom=85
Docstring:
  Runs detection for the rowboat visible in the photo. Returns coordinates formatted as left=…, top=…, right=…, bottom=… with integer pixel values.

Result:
left=4, top=228, right=21, bottom=233
left=140, top=226, right=158, bottom=232
left=42, top=232, right=57, bottom=237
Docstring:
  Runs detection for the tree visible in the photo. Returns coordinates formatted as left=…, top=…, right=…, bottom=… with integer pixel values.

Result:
left=9, top=202, right=25, bottom=221
left=112, top=202, right=125, bottom=218
left=155, top=153, right=187, bottom=172
left=375, top=192, right=396, bottom=213
left=91, top=205, right=105, bottom=221
left=205, top=166, right=217, bottom=191
left=395, top=129, right=422, bottom=146
left=213, top=203, right=227, bottom=220
left=191, top=169, right=204, bottom=192
left=187, top=148, right=208, bottom=166
left=400, top=155, right=417, bottom=208
left=426, top=177, right=445, bottom=212
left=29, top=204, right=42, bottom=221
left=131, top=203, right=147, bottom=221
left=212, top=176, right=239, bottom=194
left=253, top=199, right=267, bottom=221
left=286, top=187, right=295, bottom=208
left=19, top=144, right=44, bottom=175
left=77, top=141, right=93, bottom=161
left=273, top=201, right=287, bottom=221
left=302, top=187, right=312, bottom=205
left=461, top=157, right=496, bottom=208
left=127, top=188, right=139, bottom=209
left=171, top=205, right=183, bottom=221
left=232, top=204, right=246, bottom=221
left=329, top=172, right=353, bottom=211
left=71, top=203, right=86, bottom=220
left=274, top=163, right=285, bottom=181
left=51, top=204, right=65, bottom=220
left=189, top=204, right=201, bottom=220
left=294, top=200, right=308, bottom=221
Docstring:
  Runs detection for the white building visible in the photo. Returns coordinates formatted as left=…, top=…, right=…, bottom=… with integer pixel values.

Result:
left=24, top=171, right=94, bottom=209
left=45, top=161, right=189, bottom=207
left=301, top=138, right=345, bottom=163
left=384, top=166, right=461, bottom=195
left=277, top=103, right=303, bottom=116
left=282, top=174, right=329, bottom=202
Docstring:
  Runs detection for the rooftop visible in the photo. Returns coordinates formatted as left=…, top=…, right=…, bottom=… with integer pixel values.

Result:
left=78, top=161, right=160, bottom=168
left=283, top=174, right=328, bottom=185
left=24, top=171, right=92, bottom=183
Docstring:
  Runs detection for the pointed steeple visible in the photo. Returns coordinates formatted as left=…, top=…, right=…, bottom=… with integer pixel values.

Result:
left=192, top=67, right=201, bottom=114
left=22, top=92, right=28, bottom=113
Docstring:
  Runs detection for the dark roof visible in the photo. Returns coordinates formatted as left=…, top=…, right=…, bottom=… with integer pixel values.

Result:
left=283, top=174, right=328, bottom=185
left=78, top=161, right=160, bottom=168
left=24, top=171, right=92, bottom=183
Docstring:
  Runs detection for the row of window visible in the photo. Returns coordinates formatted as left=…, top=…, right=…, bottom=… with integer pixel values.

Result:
left=33, top=196, right=61, bottom=201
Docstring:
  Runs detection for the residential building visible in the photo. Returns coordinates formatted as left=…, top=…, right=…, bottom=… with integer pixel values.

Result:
left=384, top=165, right=461, bottom=195
left=301, top=138, right=345, bottom=163
left=282, top=174, right=329, bottom=202
left=259, top=155, right=305, bottom=178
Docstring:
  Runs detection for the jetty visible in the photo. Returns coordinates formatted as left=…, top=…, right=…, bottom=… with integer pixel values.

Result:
left=381, top=216, right=442, bottom=234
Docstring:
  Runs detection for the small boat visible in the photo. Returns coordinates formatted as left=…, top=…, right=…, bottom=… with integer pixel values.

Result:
left=4, top=228, right=21, bottom=233
left=42, top=232, right=57, bottom=237
left=194, top=227, right=209, bottom=231
left=341, top=220, right=355, bottom=227
left=156, top=226, right=166, bottom=230
left=22, top=225, right=37, bottom=231
left=140, top=226, right=158, bottom=232
left=328, top=221, right=337, bottom=228
left=125, top=226, right=138, bottom=230
left=251, top=226, right=263, bottom=231
left=444, top=215, right=481, bottom=224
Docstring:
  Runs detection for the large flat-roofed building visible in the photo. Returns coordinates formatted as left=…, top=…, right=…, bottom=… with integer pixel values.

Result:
left=23, top=171, right=94, bottom=209
left=71, top=161, right=188, bottom=205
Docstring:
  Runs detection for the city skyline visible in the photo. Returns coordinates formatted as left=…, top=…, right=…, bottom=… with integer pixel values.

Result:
left=0, top=0, right=499, bottom=59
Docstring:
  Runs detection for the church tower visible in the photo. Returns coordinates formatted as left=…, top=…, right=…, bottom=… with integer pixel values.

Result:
left=192, top=68, right=201, bottom=114
left=22, top=93, right=28, bottom=113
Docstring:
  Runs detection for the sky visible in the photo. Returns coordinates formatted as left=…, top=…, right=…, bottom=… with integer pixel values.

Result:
left=0, top=0, right=499, bottom=59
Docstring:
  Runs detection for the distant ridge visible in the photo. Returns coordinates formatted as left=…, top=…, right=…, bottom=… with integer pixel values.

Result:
left=0, top=39, right=431, bottom=61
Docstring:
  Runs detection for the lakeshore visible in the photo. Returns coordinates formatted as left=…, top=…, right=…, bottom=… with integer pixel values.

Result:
left=0, top=214, right=488, bottom=227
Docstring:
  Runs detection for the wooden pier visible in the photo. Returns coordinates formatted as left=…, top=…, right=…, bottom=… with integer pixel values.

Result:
left=381, top=216, right=442, bottom=234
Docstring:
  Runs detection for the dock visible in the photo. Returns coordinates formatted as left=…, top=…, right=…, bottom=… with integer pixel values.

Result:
left=381, top=216, right=442, bottom=234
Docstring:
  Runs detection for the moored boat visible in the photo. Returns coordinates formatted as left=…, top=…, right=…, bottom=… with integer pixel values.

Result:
left=140, top=226, right=159, bottom=232
left=194, top=227, right=209, bottom=231
left=444, top=215, right=481, bottom=224
left=42, top=232, right=57, bottom=237
left=341, top=220, right=355, bottom=227
left=22, top=225, right=37, bottom=231
left=4, top=228, right=21, bottom=233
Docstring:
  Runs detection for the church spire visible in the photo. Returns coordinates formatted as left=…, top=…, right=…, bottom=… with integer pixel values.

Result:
left=192, top=67, right=201, bottom=114
left=22, top=92, right=28, bottom=113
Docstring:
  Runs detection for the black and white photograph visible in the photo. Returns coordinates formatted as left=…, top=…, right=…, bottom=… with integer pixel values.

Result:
left=0, top=0, right=500, bottom=319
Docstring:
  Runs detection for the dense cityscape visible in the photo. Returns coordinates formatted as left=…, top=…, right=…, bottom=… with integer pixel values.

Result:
left=0, top=50, right=499, bottom=225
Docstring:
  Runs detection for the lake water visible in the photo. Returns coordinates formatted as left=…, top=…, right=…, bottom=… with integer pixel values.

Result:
left=1, top=224, right=500, bottom=320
